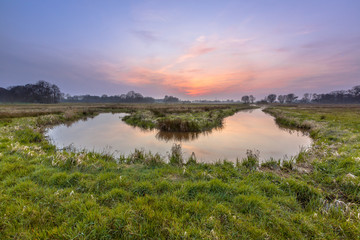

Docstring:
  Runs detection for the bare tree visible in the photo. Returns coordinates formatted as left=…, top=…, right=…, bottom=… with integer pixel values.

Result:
left=249, top=95, right=256, bottom=103
left=267, top=94, right=277, bottom=103
left=241, top=95, right=250, bottom=104
left=301, top=93, right=312, bottom=103
left=285, top=93, right=298, bottom=103
left=277, top=95, right=286, bottom=104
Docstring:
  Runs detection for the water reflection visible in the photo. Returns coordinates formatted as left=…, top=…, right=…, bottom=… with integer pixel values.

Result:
left=156, top=130, right=202, bottom=142
left=155, top=126, right=224, bottom=142
left=156, top=131, right=201, bottom=142
left=46, top=109, right=313, bottom=163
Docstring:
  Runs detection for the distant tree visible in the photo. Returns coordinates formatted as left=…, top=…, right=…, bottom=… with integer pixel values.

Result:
left=241, top=95, right=250, bottom=104
left=126, top=91, right=143, bottom=99
left=350, top=85, right=360, bottom=97
left=267, top=94, right=277, bottom=103
left=0, top=87, right=10, bottom=102
left=256, top=99, right=268, bottom=104
left=61, top=90, right=155, bottom=103
left=164, top=95, right=179, bottom=103
left=4, top=81, right=62, bottom=103
left=50, top=83, right=62, bottom=103
left=285, top=93, right=298, bottom=103
left=249, top=95, right=256, bottom=103
left=301, top=93, right=312, bottom=103
left=277, top=95, right=286, bottom=104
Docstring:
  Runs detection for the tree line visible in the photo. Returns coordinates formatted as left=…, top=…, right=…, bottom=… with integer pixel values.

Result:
left=0, top=81, right=181, bottom=104
left=63, top=91, right=155, bottom=103
left=63, top=92, right=180, bottom=103
left=0, top=81, right=62, bottom=103
left=1, top=81, right=359, bottom=104
left=241, top=85, right=360, bottom=104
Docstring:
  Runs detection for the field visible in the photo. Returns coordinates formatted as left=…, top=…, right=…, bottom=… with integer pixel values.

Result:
left=0, top=103, right=359, bottom=239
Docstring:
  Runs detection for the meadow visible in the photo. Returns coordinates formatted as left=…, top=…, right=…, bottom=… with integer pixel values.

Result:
left=0, top=103, right=359, bottom=239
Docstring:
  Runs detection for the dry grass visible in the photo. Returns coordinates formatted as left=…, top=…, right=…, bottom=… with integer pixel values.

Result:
left=0, top=102, right=248, bottom=119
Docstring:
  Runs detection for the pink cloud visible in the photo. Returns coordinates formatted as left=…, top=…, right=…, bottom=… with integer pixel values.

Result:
left=95, top=32, right=360, bottom=99
left=177, top=44, right=217, bottom=63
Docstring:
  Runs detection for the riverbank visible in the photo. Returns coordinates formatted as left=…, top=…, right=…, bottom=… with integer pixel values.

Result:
left=0, top=104, right=359, bottom=239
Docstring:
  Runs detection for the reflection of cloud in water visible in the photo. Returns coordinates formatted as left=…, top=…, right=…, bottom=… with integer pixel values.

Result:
left=47, top=110, right=313, bottom=163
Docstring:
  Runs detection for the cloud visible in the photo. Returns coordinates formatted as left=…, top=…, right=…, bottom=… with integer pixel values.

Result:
left=177, top=45, right=216, bottom=63
left=102, top=64, right=256, bottom=97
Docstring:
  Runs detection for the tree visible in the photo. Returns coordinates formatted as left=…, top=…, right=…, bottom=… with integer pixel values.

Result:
left=350, top=85, right=360, bottom=97
left=285, top=93, right=298, bottom=103
left=4, top=81, right=62, bottom=103
left=164, top=95, right=179, bottom=103
left=249, top=95, right=256, bottom=103
left=0, top=87, right=10, bottom=102
left=267, top=94, right=277, bottom=103
left=301, top=93, right=312, bottom=103
left=50, top=83, right=62, bottom=103
left=277, top=95, right=286, bottom=104
left=241, top=95, right=250, bottom=104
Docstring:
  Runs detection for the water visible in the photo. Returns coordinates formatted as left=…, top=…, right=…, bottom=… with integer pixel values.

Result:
left=46, top=109, right=312, bottom=163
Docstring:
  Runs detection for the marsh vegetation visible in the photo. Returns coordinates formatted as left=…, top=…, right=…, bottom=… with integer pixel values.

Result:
left=0, top=103, right=359, bottom=239
left=122, top=105, right=255, bottom=132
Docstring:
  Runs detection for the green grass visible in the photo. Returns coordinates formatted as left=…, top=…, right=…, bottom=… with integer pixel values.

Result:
left=0, top=104, right=359, bottom=239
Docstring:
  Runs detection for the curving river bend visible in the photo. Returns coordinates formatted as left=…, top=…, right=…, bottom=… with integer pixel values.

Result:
left=46, top=109, right=312, bottom=163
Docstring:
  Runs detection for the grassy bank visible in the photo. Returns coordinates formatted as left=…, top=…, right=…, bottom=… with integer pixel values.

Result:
left=0, top=104, right=359, bottom=239
left=264, top=105, right=360, bottom=203
left=122, top=105, right=256, bottom=132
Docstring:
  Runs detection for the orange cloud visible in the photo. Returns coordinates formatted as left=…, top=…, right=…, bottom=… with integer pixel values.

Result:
left=175, top=44, right=216, bottom=65
left=97, top=33, right=359, bottom=98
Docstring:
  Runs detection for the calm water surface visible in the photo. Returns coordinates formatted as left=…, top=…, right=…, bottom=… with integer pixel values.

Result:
left=46, top=109, right=312, bottom=163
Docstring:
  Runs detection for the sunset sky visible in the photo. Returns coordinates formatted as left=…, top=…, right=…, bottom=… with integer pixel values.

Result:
left=1, top=0, right=360, bottom=99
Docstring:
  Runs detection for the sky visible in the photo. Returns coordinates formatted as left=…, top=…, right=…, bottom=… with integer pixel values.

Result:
left=1, top=0, right=360, bottom=100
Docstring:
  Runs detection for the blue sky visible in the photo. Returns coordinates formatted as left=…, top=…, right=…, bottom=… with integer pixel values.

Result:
left=1, top=0, right=359, bottom=99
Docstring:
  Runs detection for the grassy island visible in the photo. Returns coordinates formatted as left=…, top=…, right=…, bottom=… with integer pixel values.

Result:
left=122, top=105, right=257, bottom=132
